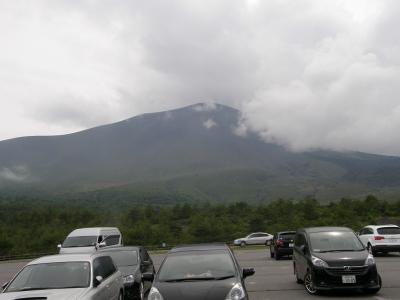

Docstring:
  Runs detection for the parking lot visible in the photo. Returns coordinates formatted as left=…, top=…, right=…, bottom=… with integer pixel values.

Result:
left=1, top=248, right=400, bottom=299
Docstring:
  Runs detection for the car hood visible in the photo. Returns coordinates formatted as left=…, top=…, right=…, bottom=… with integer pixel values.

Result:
left=313, top=250, right=368, bottom=267
left=59, top=246, right=96, bottom=254
left=0, top=288, right=88, bottom=300
left=119, top=265, right=139, bottom=277
left=155, top=278, right=238, bottom=300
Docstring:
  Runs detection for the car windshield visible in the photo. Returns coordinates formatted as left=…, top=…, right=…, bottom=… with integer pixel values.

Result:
left=279, top=233, right=295, bottom=240
left=5, top=262, right=91, bottom=292
left=62, top=236, right=98, bottom=248
left=377, top=227, right=400, bottom=235
left=158, top=250, right=236, bottom=281
left=310, top=231, right=364, bottom=252
left=108, top=250, right=138, bottom=267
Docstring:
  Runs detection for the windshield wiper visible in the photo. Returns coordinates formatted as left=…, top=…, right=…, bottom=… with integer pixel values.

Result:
left=317, top=249, right=361, bottom=253
left=18, top=287, right=53, bottom=291
left=164, top=277, right=217, bottom=282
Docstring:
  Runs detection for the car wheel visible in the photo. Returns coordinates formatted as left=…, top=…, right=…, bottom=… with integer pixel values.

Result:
left=294, top=264, right=303, bottom=284
left=304, top=271, right=318, bottom=295
left=363, top=274, right=382, bottom=294
left=240, top=241, right=246, bottom=247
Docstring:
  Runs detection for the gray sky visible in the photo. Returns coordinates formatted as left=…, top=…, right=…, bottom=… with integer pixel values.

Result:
left=1, top=0, right=400, bottom=155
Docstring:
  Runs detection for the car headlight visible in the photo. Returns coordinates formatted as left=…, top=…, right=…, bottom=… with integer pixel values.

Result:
left=148, top=287, right=164, bottom=300
left=225, top=282, right=246, bottom=300
left=311, top=255, right=328, bottom=268
left=123, top=274, right=135, bottom=284
left=365, top=254, right=375, bottom=265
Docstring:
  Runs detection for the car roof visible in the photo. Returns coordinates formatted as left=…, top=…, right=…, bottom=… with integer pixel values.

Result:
left=68, top=227, right=120, bottom=237
left=28, top=253, right=108, bottom=265
left=300, top=227, right=353, bottom=234
left=364, top=224, right=400, bottom=229
left=98, top=246, right=140, bottom=253
left=169, top=243, right=230, bottom=253
left=277, top=231, right=296, bottom=234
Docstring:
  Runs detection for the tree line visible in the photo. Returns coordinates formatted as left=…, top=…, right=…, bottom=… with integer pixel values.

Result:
left=1, top=195, right=400, bottom=257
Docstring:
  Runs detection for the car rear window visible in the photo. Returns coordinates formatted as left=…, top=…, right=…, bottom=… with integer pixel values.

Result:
left=279, top=233, right=295, bottom=240
left=377, top=227, right=400, bottom=235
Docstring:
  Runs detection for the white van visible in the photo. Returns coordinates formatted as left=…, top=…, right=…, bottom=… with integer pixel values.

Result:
left=58, top=227, right=123, bottom=254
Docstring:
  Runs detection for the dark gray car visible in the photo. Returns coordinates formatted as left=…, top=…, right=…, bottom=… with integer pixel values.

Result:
left=143, top=243, right=254, bottom=300
left=99, top=246, right=154, bottom=300
left=293, top=227, right=382, bottom=295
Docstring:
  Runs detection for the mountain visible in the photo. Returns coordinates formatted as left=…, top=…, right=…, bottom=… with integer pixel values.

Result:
left=1, top=103, right=400, bottom=204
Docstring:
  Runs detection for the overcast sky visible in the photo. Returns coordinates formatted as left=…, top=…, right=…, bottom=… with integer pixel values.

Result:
left=1, top=0, right=400, bottom=155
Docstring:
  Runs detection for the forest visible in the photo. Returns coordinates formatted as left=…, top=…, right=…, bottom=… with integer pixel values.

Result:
left=1, top=195, right=400, bottom=258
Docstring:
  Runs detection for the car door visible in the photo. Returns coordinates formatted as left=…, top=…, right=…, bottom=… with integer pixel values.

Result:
left=360, top=227, right=374, bottom=247
left=293, top=232, right=307, bottom=280
left=92, top=257, right=110, bottom=300
left=94, top=256, right=121, bottom=300
left=246, top=234, right=258, bottom=245
left=140, top=247, right=154, bottom=292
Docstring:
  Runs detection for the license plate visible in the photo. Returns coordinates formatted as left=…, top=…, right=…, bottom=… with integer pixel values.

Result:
left=342, top=275, right=356, bottom=284
left=289, top=243, right=294, bottom=247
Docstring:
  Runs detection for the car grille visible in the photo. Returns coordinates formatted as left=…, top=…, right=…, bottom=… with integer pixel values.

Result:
left=325, top=265, right=369, bottom=276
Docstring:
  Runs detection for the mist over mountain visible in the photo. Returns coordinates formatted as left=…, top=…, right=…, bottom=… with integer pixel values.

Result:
left=1, top=103, right=400, bottom=204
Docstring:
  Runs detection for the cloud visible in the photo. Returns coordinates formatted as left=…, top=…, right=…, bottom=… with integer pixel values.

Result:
left=203, top=118, right=217, bottom=129
left=1, top=0, right=400, bottom=155
left=193, top=102, right=217, bottom=112
left=0, top=166, right=32, bottom=182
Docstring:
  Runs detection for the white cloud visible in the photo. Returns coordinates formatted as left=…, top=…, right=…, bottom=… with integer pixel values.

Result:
left=0, top=166, right=32, bottom=182
left=1, top=0, right=400, bottom=155
left=203, top=118, right=217, bottom=129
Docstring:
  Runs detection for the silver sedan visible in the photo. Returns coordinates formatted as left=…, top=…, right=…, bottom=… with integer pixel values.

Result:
left=0, top=253, right=123, bottom=300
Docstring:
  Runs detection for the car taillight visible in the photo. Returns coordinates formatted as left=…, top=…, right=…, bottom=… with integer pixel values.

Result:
left=374, top=236, right=385, bottom=240
left=276, top=239, right=284, bottom=247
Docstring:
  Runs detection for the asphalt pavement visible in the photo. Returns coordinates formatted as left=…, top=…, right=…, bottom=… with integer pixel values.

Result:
left=1, top=248, right=399, bottom=299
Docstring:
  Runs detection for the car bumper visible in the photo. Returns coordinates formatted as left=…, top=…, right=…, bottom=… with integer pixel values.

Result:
left=372, top=244, right=400, bottom=252
left=275, top=248, right=293, bottom=255
left=312, top=265, right=380, bottom=291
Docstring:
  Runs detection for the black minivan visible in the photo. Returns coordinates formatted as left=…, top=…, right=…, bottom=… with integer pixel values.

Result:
left=293, top=227, right=382, bottom=295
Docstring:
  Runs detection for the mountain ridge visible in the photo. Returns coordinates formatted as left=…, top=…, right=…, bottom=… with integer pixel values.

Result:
left=1, top=102, right=400, bottom=203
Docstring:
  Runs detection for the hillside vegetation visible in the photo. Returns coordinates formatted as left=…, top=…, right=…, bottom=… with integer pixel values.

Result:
left=1, top=195, right=399, bottom=257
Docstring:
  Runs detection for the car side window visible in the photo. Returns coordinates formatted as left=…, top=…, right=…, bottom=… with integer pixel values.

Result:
left=359, top=229, right=365, bottom=235
left=367, top=228, right=374, bottom=235
left=93, top=256, right=116, bottom=280
left=248, top=234, right=255, bottom=238
left=105, top=235, right=120, bottom=246
left=294, top=233, right=305, bottom=247
left=142, top=249, right=151, bottom=262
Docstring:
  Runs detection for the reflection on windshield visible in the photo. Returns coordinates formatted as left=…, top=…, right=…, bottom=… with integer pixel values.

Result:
left=158, top=251, right=236, bottom=282
left=62, top=236, right=98, bottom=248
left=6, top=262, right=91, bottom=292
left=109, top=250, right=138, bottom=267
left=310, top=231, right=364, bottom=252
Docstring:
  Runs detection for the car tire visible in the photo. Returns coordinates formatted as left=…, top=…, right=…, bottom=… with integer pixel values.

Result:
left=240, top=241, right=246, bottom=247
left=304, top=271, right=318, bottom=295
left=270, top=247, right=275, bottom=258
left=294, top=264, right=303, bottom=284
left=363, top=274, right=382, bottom=294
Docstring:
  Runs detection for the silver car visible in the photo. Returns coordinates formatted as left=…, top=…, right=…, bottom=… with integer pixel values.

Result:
left=0, top=253, right=123, bottom=300
left=233, top=232, right=273, bottom=246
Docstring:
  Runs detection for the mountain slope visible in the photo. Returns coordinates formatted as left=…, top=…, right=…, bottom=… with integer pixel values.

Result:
left=1, top=103, right=400, bottom=203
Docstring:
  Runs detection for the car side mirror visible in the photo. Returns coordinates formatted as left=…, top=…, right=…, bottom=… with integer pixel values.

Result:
left=94, top=276, right=104, bottom=287
left=243, top=268, right=255, bottom=278
left=142, top=272, right=154, bottom=281
left=97, top=241, right=106, bottom=249
left=2, top=282, right=9, bottom=290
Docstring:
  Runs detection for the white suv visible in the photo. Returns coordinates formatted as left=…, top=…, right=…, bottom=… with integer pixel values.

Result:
left=358, top=225, right=400, bottom=255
